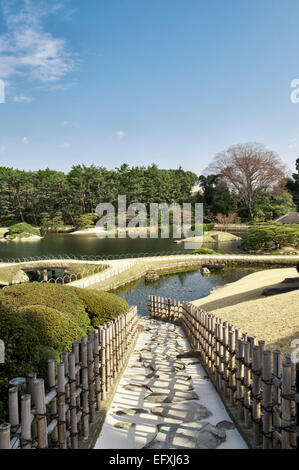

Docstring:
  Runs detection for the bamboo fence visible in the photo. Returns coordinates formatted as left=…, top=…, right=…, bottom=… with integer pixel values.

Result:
left=148, top=295, right=299, bottom=450
left=0, top=306, right=138, bottom=449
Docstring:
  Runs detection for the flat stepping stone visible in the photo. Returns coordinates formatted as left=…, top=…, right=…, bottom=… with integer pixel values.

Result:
left=174, top=362, right=186, bottom=370
left=145, top=390, right=199, bottom=403
left=145, top=421, right=226, bottom=449
left=176, top=351, right=201, bottom=359
left=151, top=402, right=212, bottom=423
left=216, top=420, right=235, bottom=430
left=114, top=408, right=150, bottom=416
left=146, top=378, right=194, bottom=392
left=122, top=383, right=150, bottom=392
left=157, top=372, right=192, bottom=381
left=114, top=422, right=136, bottom=429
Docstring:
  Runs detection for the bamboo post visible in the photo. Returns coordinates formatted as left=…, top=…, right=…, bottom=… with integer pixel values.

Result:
left=57, top=362, right=67, bottom=449
left=88, top=334, right=96, bottom=423
left=72, top=340, right=81, bottom=433
left=222, top=322, right=229, bottom=397
left=8, top=387, right=19, bottom=433
left=93, top=330, right=101, bottom=411
left=28, top=372, right=37, bottom=442
left=48, top=359, right=58, bottom=446
left=252, top=345, right=262, bottom=447
left=112, top=320, right=116, bottom=380
left=236, top=339, right=244, bottom=420
left=272, top=349, right=281, bottom=449
left=68, top=353, right=78, bottom=449
left=228, top=328, right=236, bottom=405
left=281, top=361, right=293, bottom=449
left=106, top=324, right=111, bottom=393
left=81, top=337, right=89, bottom=439
left=243, top=341, right=251, bottom=428
left=0, top=423, right=11, bottom=449
left=100, top=327, right=107, bottom=401
left=285, top=355, right=297, bottom=449
left=62, top=351, right=70, bottom=444
left=34, top=379, right=48, bottom=449
left=262, top=351, right=273, bottom=449
left=21, top=395, right=31, bottom=449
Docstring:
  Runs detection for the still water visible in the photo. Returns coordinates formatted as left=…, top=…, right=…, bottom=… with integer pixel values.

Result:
left=114, top=266, right=262, bottom=316
left=0, top=232, right=246, bottom=259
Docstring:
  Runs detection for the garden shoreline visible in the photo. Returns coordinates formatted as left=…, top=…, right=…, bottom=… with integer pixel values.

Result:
left=191, top=267, right=299, bottom=356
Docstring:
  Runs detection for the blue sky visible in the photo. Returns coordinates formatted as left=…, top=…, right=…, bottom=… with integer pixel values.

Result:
left=0, top=0, right=299, bottom=174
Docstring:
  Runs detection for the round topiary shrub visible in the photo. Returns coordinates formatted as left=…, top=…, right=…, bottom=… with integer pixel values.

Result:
left=72, top=288, right=129, bottom=328
left=0, top=283, right=91, bottom=333
left=7, top=222, right=40, bottom=239
left=0, top=302, right=40, bottom=421
left=192, top=247, right=217, bottom=255
left=17, top=304, right=87, bottom=352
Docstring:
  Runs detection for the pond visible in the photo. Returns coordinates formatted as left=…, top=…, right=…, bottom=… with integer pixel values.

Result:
left=0, top=231, right=247, bottom=260
left=114, top=265, right=264, bottom=316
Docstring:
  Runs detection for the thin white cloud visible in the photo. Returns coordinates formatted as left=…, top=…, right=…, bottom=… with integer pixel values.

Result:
left=58, top=142, right=71, bottom=148
left=116, top=130, right=126, bottom=140
left=13, top=93, right=32, bottom=102
left=0, top=145, right=6, bottom=154
left=22, top=136, right=29, bottom=144
left=0, top=0, right=74, bottom=83
left=60, top=120, right=75, bottom=128
left=288, top=138, right=298, bottom=149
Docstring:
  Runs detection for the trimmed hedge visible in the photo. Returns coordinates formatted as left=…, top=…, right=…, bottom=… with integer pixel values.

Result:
left=0, top=283, right=129, bottom=421
left=7, top=222, right=40, bottom=239
left=0, top=283, right=91, bottom=333
left=192, top=247, right=217, bottom=255
left=17, top=305, right=87, bottom=352
left=73, top=288, right=130, bottom=327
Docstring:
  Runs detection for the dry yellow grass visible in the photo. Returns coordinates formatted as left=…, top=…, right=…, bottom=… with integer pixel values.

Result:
left=192, top=268, right=299, bottom=357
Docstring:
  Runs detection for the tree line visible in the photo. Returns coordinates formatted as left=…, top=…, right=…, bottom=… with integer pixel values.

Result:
left=0, top=164, right=198, bottom=227
left=0, top=143, right=298, bottom=229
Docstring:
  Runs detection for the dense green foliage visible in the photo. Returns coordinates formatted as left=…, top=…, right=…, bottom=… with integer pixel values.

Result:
left=73, top=213, right=99, bottom=230
left=242, top=223, right=299, bottom=251
left=0, top=283, right=129, bottom=421
left=6, top=222, right=40, bottom=239
left=73, top=288, right=130, bottom=327
left=0, top=283, right=91, bottom=332
left=192, top=247, right=218, bottom=255
left=252, top=192, right=296, bottom=222
left=286, top=158, right=299, bottom=210
left=0, top=164, right=198, bottom=226
left=40, top=212, right=65, bottom=234
left=0, top=159, right=297, bottom=227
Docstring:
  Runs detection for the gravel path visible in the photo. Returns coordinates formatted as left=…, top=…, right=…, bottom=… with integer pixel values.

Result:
left=95, top=318, right=247, bottom=449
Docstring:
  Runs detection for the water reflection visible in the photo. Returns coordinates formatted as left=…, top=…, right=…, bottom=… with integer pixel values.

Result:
left=114, top=266, right=262, bottom=316
left=0, top=231, right=246, bottom=259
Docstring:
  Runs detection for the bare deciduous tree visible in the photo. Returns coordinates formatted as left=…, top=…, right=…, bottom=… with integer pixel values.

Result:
left=205, top=143, right=287, bottom=217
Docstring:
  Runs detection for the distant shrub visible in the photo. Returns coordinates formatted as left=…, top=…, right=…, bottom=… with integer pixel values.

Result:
left=73, top=213, right=99, bottom=231
left=242, top=223, right=299, bottom=251
left=194, top=223, right=214, bottom=233
left=192, top=247, right=217, bottom=255
left=7, top=222, right=40, bottom=239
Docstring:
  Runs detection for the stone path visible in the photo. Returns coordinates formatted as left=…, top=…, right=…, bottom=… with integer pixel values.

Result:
left=95, top=318, right=247, bottom=449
